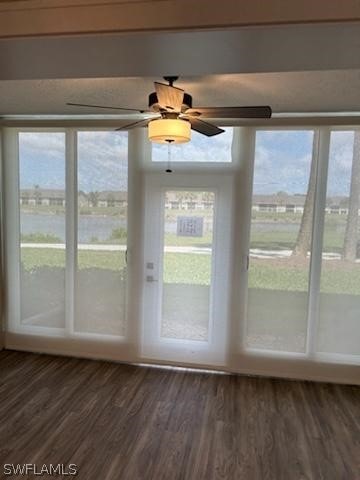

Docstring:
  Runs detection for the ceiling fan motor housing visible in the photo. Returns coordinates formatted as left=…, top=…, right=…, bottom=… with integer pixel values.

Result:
left=148, top=92, right=193, bottom=112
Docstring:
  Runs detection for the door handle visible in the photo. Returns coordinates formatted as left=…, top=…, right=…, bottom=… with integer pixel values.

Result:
left=243, top=254, right=249, bottom=271
left=146, top=275, right=158, bottom=283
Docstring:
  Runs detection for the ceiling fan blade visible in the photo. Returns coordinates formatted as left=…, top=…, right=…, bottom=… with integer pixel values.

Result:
left=67, top=102, right=147, bottom=113
left=189, top=117, right=224, bottom=137
left=154, top=82, right=184, bottom=112
left=185, top=106, right=272, bottom=119
left=115, top=118, right=152, bottom=131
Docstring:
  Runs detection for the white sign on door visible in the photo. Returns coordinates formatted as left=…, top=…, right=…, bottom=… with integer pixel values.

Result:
left=177, top=216, right=204, bottom=237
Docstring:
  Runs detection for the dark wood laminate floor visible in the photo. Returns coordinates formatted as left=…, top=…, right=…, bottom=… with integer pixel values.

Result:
left=0, top=351, right=359, bottom=480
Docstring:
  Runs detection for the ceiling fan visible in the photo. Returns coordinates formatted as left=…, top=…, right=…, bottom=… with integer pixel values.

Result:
left=67, top=76, right=272, bottom=144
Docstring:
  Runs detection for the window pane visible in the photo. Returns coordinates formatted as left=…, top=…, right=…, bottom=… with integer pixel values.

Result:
left=317, top=131, right=360, bottom=356
left=246, top=131, right=315, bottom=352
left=152, top=128, right=233, bottom=163
left=76, top=132, right=128, bottom=336
left=19, top=132, right=66, bottom=328
left=161, top=191, right=214, bottom=340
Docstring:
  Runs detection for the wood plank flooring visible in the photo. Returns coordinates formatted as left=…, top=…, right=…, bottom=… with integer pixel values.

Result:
left=0, top=350, right=359, bottom=480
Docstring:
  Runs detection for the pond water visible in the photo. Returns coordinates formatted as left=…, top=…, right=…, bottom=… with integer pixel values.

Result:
left=21, top=213, right=126, bottom=243
left=21, top=213, right=214, bottom=242
left=21, top=213, right=309, bottom=243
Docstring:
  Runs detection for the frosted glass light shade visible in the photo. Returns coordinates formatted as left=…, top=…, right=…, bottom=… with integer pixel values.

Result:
left=148, top=118, right=191, bottom=144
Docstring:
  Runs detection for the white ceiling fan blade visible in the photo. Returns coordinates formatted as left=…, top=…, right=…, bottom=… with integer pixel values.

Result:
left=154, top=82, right=184, bottom=112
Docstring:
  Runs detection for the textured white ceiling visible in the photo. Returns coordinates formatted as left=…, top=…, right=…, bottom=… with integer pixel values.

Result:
left=1, top=70, right=360, bottom=115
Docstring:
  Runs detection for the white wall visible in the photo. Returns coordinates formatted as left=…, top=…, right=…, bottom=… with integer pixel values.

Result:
left=2, top=23, right=360, bottom=82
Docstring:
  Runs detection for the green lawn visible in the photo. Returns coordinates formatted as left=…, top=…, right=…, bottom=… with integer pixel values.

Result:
left=250, top=223, right=352, bottom=253
left=249, top=261, right=360, bottom=295
left=21, top=249, right=126, bottom=271
left=164, top=233, right=213, bottom=247
left=250, top=230, right=298, bottom=251
left=251, top=211, right=348, bottom=224
left=21, top=248, right=360, bottom=295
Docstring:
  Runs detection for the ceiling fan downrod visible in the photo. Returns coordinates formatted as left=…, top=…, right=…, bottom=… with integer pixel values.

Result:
left=163, top=76, right=179, bottom=86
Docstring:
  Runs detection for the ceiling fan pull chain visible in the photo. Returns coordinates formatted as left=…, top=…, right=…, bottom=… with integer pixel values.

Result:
left=166, top=140, right=174, bottom=173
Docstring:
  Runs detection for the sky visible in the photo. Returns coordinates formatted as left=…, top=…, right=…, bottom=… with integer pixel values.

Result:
left=254, top=130, right=354, bottom=196
left=19, top=128, right=355, bottom=196
left=254, top=130, right=314, bottom=195
left=19, top=131, right=128, bottom=192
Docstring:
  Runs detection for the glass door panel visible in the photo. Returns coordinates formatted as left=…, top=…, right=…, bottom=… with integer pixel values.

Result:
left=75, top=132, right=128, bottom=336
left=19, top=132, right=66, bottom=329
left=317, top=131, right=360, bottom=356
left=161, top=190, right=214, bottom=341
left=246, top=130, right=315, bottom=353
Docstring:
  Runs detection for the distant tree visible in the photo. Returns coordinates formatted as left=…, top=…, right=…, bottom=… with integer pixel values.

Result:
left=292, top=134, right=318, bottom=257
left=276, top=191, right=288, bottom=207
left=106, top=193, right=115, bottom=207
left=343, top=131, right=360, bottom=261
left=88, top=191, right=99, bottom=208
left=202, top=191, right=213, bottom=202
left=22, top=191, right=29, bottom=205
left=175, top=191, right=186, bottom=208
left=34, top=184, right=42, bottom=205
left=339, top=197, right=349, bottom=208
left=185, top=191, right=196, bottom=201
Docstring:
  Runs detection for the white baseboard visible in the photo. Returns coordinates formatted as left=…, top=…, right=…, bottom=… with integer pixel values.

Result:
left=4, top=332, right=360, bottom=386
